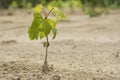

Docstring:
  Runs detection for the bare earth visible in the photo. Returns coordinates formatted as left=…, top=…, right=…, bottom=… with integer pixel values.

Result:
left=0, top=10, right=120, bottom=80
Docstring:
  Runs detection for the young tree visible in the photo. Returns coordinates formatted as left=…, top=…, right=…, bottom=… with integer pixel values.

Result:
left=28, top=4, right=65, bottom=73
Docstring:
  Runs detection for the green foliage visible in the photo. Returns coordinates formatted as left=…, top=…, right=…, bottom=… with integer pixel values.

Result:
left=81, top=0, right=120, bottom=7
left=0, top=0, right=120, bottom=9
left=48, top=0, right=83, bottom=9
left=48, top=1, right=64, bottom=8
left=69, top=0, right=83, bottom=8
left=9, top=1, right=18, bottom=9
left=21, top=0, right=32, bottom=9
left=28, top=13, right=43, bottom=40
left=28, top=4, right=65, bottom=40
left=26, top=2, right=32, bottom=9
left=1, top=0, right=120, bottom=17
left=0, top=0, right=12, bottom=8
left=80, top=0, right=120, bottom=17
left=84, top=6, right=105, bottom=17
left=7, top=1, right=18, bottom=15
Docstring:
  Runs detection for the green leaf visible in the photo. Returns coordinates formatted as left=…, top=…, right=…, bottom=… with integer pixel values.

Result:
left=40, top=19, right=51, bottom=36
left=33, top=4, right=43, bottom=13
left=48, top=5, right=53, bottom=11
left=34, top=12, right=43, bottom=19
left=47, top=19, right=57, bottom=39
left=58, top=10, right=66, bottom=19
left=48, top=5, right=66, bottom=22
left=51, top=28, right=57, bottom=39
left=28, top=4, right=64, bottom=41
left=28, top=13, right=43, bottom=40
left=54, top=7, right=65, bottom=17
left=28, top=23, right=39, bottom=40
left=39, top=32, right=44, bottom=39
left=47, top=19, right=56, bottom=28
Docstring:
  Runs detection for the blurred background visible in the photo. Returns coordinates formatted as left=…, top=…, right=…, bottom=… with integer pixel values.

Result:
left=0, top=0, right=120, bottom=16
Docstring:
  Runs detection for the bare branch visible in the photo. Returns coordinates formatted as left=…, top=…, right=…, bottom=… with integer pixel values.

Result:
left=46, top=8, right=54, bottom=18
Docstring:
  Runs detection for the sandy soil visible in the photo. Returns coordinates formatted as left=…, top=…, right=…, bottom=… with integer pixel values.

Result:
left=0, top=9, right=120, bottom=80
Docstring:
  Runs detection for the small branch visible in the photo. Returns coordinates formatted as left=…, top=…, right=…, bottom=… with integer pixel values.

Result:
left=42, top=7, right=47, bottom=19
left=46, top=8, right=54, bottom=18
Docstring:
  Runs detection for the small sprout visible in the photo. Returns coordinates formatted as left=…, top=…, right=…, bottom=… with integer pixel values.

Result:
left=28, top=4, right=65, bottom=74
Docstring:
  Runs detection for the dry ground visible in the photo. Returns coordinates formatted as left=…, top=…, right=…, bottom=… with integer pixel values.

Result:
left=0, top=9, right=120, bottom=80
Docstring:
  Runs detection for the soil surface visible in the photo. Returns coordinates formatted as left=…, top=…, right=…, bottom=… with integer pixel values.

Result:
left=0, top=9, right=120, bottom=80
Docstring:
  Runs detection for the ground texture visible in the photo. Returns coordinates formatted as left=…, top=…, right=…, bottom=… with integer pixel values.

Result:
left=0, top=10, right=120, bottom=80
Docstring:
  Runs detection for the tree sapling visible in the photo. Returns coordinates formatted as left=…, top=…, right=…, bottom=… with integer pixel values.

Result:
left=28, top=4, right=65, bottom=73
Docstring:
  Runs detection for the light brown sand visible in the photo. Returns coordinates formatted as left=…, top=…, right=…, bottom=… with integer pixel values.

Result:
left=0, top=9, right=120, bottom=80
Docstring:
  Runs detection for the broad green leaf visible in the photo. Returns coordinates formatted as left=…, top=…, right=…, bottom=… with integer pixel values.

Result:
left=47, top=19, right=56, bottom=28
left=28, top=22, right=39, bottom=40
left=39, top=23, right=44, bottom=32
left=34, top=12, right=43, bottom=19
left=48, top=5, right=66, bottom=22
left=40, top=19, right=51, bottom=36
left=28, top=4, right=65, bottom=41
left=33, top=4, right=43, bottom=13
left=39, top=32, right=44, bottom=39
left=28, top=13, right=43, bottom=40
left=58, top=10, right=66, bottom=19
left=47, top=19, right=57, bottom=39
left=54, top=7, right=66, bottom=18
left=48, top=5, right=53, bottom=11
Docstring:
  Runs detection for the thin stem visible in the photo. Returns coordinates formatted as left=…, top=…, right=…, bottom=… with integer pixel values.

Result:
left=46, top=8, right=54, bottom=18
left=42, top=8, right=47, bottom=19
left=45, top=35, right=49, bottom=62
